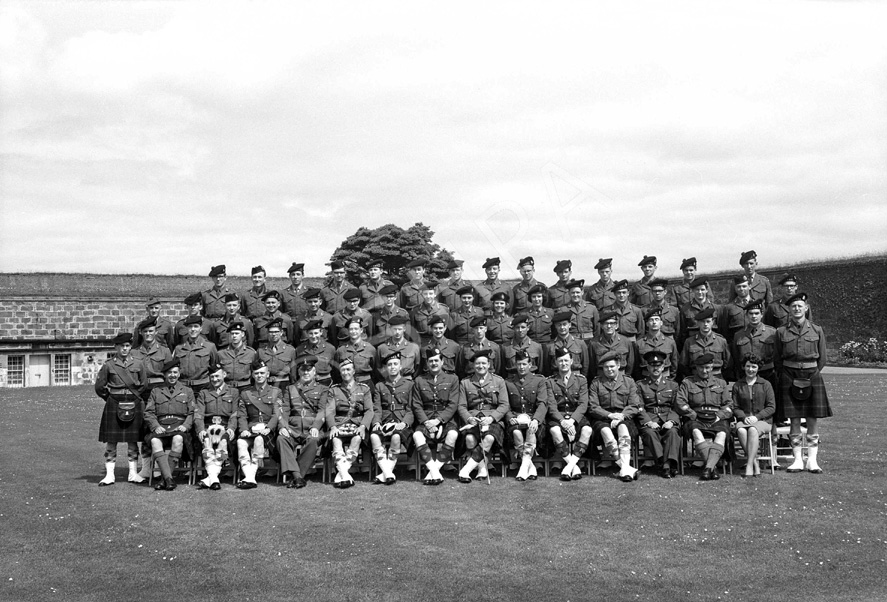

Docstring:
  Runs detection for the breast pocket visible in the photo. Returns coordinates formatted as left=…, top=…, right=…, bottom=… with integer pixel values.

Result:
left=799, top=334, right=820, bottom=357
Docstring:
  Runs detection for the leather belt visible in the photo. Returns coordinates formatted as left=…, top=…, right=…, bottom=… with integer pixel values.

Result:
left=183, top=378, right=209, bottom=386
left=148, top=377, right=165, bottom=384
left=228, top=379, right=251, bottom=387
left=269, top=376, right=290, bottom=383
left=783, top=360, right=818, bottom=369
left=578, top=333, right=595, bottom=340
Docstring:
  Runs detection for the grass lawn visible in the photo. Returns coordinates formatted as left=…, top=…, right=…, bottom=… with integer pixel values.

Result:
left=1, top=374, right=885, bottom=602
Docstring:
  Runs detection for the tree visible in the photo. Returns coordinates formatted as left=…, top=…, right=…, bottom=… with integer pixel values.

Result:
left=329, top=222, right=455, bottom=286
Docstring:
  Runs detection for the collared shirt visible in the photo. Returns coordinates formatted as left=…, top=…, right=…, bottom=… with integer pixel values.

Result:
left=765, top=298, right=812, bottom=329
left=325, top=382, right=373, bottom=428
left=505, top=373, right=549, bottom=423
left=733, top=324, right=777, bottom=369
left=399, top=280, right=433, bottom=313
left=474, top=279, right=511, bottom=312
left=546, top=281, right=571, bottom=310
left=254, top=311, right=296, bottom=346
left=237, top=384, right=281, bottom=431
left=411, top=371, right=461, bottom=422
left=502, top=337, right=544, bottom=375
left=330, top=307, right=373, bottom=342
left=675, top=376, right=732, bottom=422
left=173, top=336, right=219, bottom=384
left=174, top=316, right=216, bottom=347
left=410, top=303, right=450, bottom=342
left=294, top=341, right=336, bottom=380
left=281, top=283, right=309, bottom=320
left=420, top=337, right=460, bottom=374
left=334, top=339, right=377, bottom=381
left=775, top=319, right=827, bottom=371
left=644, top=300, right=681, bottom=339
left=298, top=310, right=333, bottom=342
left=132, top=316, right=175, bottom=349
left=194, top=384, right=239, bottom=432
left=731, top=378, right=776, bottom=423
left=635, top=332, right=679, bottom=378
left=629, top=278, right=655, bottom=307
left=214, top=314, right=255, bottom=349
left=376, top=338, right=420, bottom=378
left=373, top=376, right=415, bottom=426
left=202, top=286, right=232, bottom=319
left=219, top=345, right=257, bottom=384
left=511, top=279, right=547, bottom=314
left=320, top=281, right=359, bottom=315
left=458, top=373, right=509, bottom=422
left=546, top=372, right=588, bottom=422
left=588, top=334, right=634, bottom=379
left=144, top=382, right=195, bottom=432
left=94, top=355, right=147, bottom=398
left=568, top=301, right=598, bottom=340
left=359, top=278, right=395, bottom=315
left=437, top=278, right=472, bottom=312
left=679, top=299, right=721, bottom=339
left=680, top=332, right=731, bottom=376
left=526, top=306, right=554, bottom=344
left=588, top=374, right=641, bottom=420
left=258, top=341, right=297, bottom=380
left=372, top=306, right=411, bottom=343
left=448, top=305, right=484, bottom=345
left=636, top=376, right=680, bottom=424
left=241, top=286, right=267, bottom=319
left=584, top=281, right=616, bottom=311
left=280, top=380, right=328, bottom=436
left=485, top=313, right=514, bottom=345
left=457, top=338, right=502, bottom=377
left=545, top=335, right=588, bottom=376
left=720, top=298, right=751, bottom=334
left=737, top=273, right=773, bottom=306
left=131, top=342, right=172, bottom=381
left=602, top=301, right=645, bottom=339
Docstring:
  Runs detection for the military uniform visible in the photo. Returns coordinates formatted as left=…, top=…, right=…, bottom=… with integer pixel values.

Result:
left=438, top=277, right=472, bottom=312
left=294, top=340, right=336, bottom=385
left=743, top=273, right=773, bottom=306
left=254, top=311, right=296, bottom=347
left=143, top=381, right=196, bottom=455
left=298, top=309, right=333, bottom=343
left=194, top=383, right=240, bottom=436
left=584, top=281, right=616, bottom=311
left=375, top=338, right=420, bottom=379
left=219, top=345, right=258, bottom=389
left=320, top=281, right=359, bottom=315
left=775, top=319, right=830, bottom=418
left=512, top=279, right=547, bottom=315
left=411, top=370, right=461, bottom=440
left=132, top=316, right=175, bottom=349
left=680, top=332, right=731, bottom=380
left=241, top=286, right=267, bottom=319
left=504, top=372, right=549, bottom=452
left=334, top=339, right=377, bottom=385
left=458, top=339, right=502, bottom=377
left=372, top=305, right=411, bottom=345
left=544, top=335, right=588, bottom=377
left=281, top=283, right=309, bottom=321
left=486, top=313, right=514, bottom=346
left=277, top=379, right=328, bottom=480
left=420, top=337, right=460, bottom=374
left=502, top=336, right=544, bottom=376
left=258, top=341, right=297, bottom=387
left=635, top=333, right=679, bottom=379
left=644, top=300, right=681, bottom=340
left=399, top=280, right=432, bottom=314
left=765, top=297, right=812, bottom=329
left=675, top=373, right=732, bottom=437
left=546, top=372, right=590, bottom=431
left=629, top=278, right=655, bottom=307
left=546, top=281, right=571, bottom=311
left=566, top=300, right=598, bottom=342
left=173, top=336, right=219, bottom=392
left=95, top=354, right=147, bottom=443
left=733, top=323, right=777, bottom=383
left=526, top=306, right=554, bottom=344
left=636, top=375, right=682, bottom=468
left=330, top=307, right=373, bottom=343
left=588, top=373, right=642, bottom=438
left=448, top=304, right=484, bottom=345
left=131, top=340, right=172, bottom=390
left=720, top=297, right=751, bottom=342
left=679, top=299, right=720, bottom=345
left=214, top=314, right=255, bottom=349
left=410, top=302, right=451, bottom=346
left=202, top=286, right=231, bottom=320
left=474, top=279, right=510, bottom=313
left=359, top=278, right=396, bottom=315
left=458, top=372, right=509, bottom=448
left=237, top=382, right=281, bottom=463
left=173, top=316, right=216, bottom=348
left=588, top=334, right=634, bottom=379
left=602, top=301, right=645, bottom=340
left=373, top=376, right=416, bottom=451
left=326, top=382, right=374, bottom=431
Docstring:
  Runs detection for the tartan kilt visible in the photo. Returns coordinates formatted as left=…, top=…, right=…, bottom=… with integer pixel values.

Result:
left=460, top=423, right=505, bottom=450
left=374, top=424, right=416, bottom=456
left=98, top=395, right=144, bottom=443
left=144, top=429, right=194, bottom=457
left=779, top=367, right=832, bottom=419
left=682, top=417, right=730, bottom=438
left=591, top=417, right=638, bottom=440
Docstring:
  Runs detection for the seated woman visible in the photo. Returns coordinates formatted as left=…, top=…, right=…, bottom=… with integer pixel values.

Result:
left=675, top=353, right=733, bottom=481
left=143, top=358, right=195, bottom=491
left=732, top=353, right=776, bottom=477
left=325, top=359, right=373, bottom=488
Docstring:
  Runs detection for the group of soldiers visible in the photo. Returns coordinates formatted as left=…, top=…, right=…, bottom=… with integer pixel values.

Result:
left=95, top=250, right=832, bottom=489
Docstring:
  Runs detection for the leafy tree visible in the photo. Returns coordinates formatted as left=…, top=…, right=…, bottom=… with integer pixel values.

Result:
left=329, top=222, right=455, bottom=286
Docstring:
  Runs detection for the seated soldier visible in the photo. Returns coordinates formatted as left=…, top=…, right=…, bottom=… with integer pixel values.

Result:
left=635, top=351, right=681, bottom=478
left=457, top=350, right=509, bottom=483
left=547, top=346, right=592, bottom=481
left=143, top=358, right=195, bottom=491
left=370, top=352, right=415, bottom=485
left=505, top=351, right=549, bottom=481
left=411, top=347, right=461, bottom=485
left=675, top=353, right=733, bottom=481
left=326, top=359, right=374, bottom=488
left=235, top=359, right=281, bottom=489
left=544, top=311, right=588, bottom=377
left=278, top=357, right=328, bottom=489
left=589, top=352, right=642, bottom=482
left=194, top=362, right=240, bottom=490
left=732, top=353, right=776, bottom=477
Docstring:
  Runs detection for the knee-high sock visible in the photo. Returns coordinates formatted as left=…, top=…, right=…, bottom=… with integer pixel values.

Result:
left=153, top=451, right=172, bottom=480
left=805, top=433, right=821, bottom=470
left=438, top=444, right=454, bottom=463
left=787, top=433, right=805, bottom=470
left=704, top=443, right=725, bottom=471
left=618, top=435, right=636, bottom=476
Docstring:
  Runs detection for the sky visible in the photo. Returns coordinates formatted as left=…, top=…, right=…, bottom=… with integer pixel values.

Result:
left=1, top=1, right=885, bottom=283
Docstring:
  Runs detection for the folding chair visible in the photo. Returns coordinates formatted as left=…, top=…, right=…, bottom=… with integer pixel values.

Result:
left=732, top=427, right=777, bottom=475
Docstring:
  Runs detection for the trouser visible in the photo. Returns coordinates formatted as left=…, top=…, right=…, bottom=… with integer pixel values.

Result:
left=277, top=436, right=320, bottom=478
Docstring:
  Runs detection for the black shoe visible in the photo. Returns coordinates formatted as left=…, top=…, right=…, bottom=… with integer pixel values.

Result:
left=559, top=474, right=572, bottom=481
left=660, top=467, right=672, bottom=479
left=423, top=479, right=436, bottom=486
left=294, top=477, right=307, bottom=489
left=287, top=479, right=299, bottom=489
left=237, top=480, right=257, bottom=489
left=385, top=477, right=396, bottom=485
left=339, top=480, right=354, bottom=489
left=700, top=468, right=712, bottom=481
left=154, top=480, right=166, bottom=490
left=571, top=473, right=582, bottom=481
left=620, top=474, right=634, bottom=483
left=710, top=470, right=721, bottom=481
left=670, top=468, right=679, bottom=478
left=527, top=475, right=538, bottom=481
left=458, top=476, right=473, bottom=484
left=210, top=482, right=221, bottom=490
left=515, top=476, right=526, bottom=482
left=98, top=481, right=114, bottom=487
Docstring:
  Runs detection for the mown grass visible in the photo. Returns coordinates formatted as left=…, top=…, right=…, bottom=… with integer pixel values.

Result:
left=1, top=374, right=885, bottom=602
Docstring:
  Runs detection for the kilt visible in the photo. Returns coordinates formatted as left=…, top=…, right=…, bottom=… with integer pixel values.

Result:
left=416, top=419, right=458, bottom=441
left=240, top=431, right=277, bottom=455
left=98, top=394, right=144, bottom=444
left=779, top=367, right=832, bottom=419
left=144, top=429, right=193, bottom=454
left=682, top=417, right=730, bottom=438
left=546, top=416, right=590, bottom=433
left=506, top=420, right=548, bottom=441
left=374, top=423, right=415, bottom=455
left=591, top=417, right=638, bottom=439
left=460, top=422, right=505, bottom=450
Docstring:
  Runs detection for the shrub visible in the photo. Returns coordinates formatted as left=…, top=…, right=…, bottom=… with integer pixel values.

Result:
left=839, top=338, right=887, bottom=363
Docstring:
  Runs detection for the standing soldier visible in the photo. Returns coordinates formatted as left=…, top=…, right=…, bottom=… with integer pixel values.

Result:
left=370, top=352, right=415, bottom=485
left=504, top=351, right=549, bottom=481
left=457, top=316, right=502, bottom=377
left=194, top=363, right=239, bottom=490
left=732, top=299, right=777, bottom=390
left=585, top=258, right=616, bottom=310
left=644, top=279, right=680, bottom=342
left=235, top=359, right=281, bottom=489
left=545, top=311, right=589, bottom=377
left=173, top=315, right=219, bottom=394
left=359, top=258, right=395, bottom=316
left=512, top=256, right=547, bottom=315
left=679, top=277, right=720, bottom=348
left=330, top=288, right=373, bottom=343
left=399, top=258, right=432, bottom=313
left=547, top=259, right=574, bottom=310
left=603, top=280, right=645, bottom=341
left=635, top=307, right=679, bottom=380
left=447, top=286, right=484, bottom=345
left=437, top=259, right=471, bottom=312
left=475, top=257, right=511, bottom=313
left=547, top=346, right=592, bottom=481
left=218, top=321, right=257, bottom=391
left=241, top=266, right=268, bottom=319
left=720, top=274, right=752, bottom=342
left=635, top=351, right=682, bottom=478
left=174, top=293, right=216, bottom=347
left=143, top=358, right=195, bottom=491
left=131, top=316, right=172, bottom=392
left=326, top=359, right=374, bottom=488
left=669, top=257, right=697, bottom=307
left=277, top=357, right=328, bottom=489
left=334, top=317, right=377, bottom=387
left=321, top=261, right=359, bottom=315
left=629, top=255, right=658, bottom=307
left=588, top=311, right=635, bottom=380
left=420, top=315, right=460, bottom=375
left=501, top=314, right=544, bottom=376
left=457, top=350, right=509, bottom=483
left=95, top=332, right=147, bottom=486
left=258, top=318, right=296, bottom=389
left=411, top=347, right=461, bottom=484
left=526, top=285, right=554, bottom=344
left=588, top=353, right=642, bottom=482
left=485, top=292, right=514, bottom=346
left=565, top=279, right=599, bottom=344
left=281, top=262, right=309, bottom=321
left=202, top=264, right=231, bottom=319
left=214, top=293, right=255, bottom=349
left=375, top=315, right=421, bottom=379
left=765, top=273, right=812, bottom=328
left=371, top=284, right=411, bottom=345
left=254, top=291, right=296, bottom=347
left=775, top=292, right=831, bottom=474
left=294, top=320, right=336, bottom=386
left=133, top=297, right=175, bottom=349
left=298, top=288, right=334, bottom=343
left=410, top=282, right=448, bottom=347
left=737, top=250, right=773, bottom=305
left=680, top=308, right=731, bottom=381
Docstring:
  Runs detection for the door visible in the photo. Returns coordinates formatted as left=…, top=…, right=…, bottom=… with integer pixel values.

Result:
left=28, top=355, right=51, bottom=387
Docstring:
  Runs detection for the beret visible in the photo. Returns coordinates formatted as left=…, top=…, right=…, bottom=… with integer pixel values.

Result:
left=779, top=273, right=798, bottom=285
left=517, top=256, right=534, bottom=268
left=262, top=290, right=281, bottom=301
left=745, top=299, right=765, bottom=312
left=266, top=318, right=283, bottom=330
left=552, top=311, right=572, bottom=324
left=343, top=289, right=362, bottom=301
left=303, top=319, right=324, bottom=331
left=287, top=262, right=305, bottom=273
left=491, top=291, right=509, bottom=303
left=680, top=257, right=697, bottom=270
left=565, top=279, right=585, bottom=290
left=527, top=284, right=546, bottom=297
left=137, top=316, right=157, bottom=331
left=644, top=307, right=662, bottom=321
left=472, top=349, right=493, bottom=361
left=112, top=332, right=133, bottom=345
left=208, top=264, right=226, bottom=277
left=208, top=362, right=225, bottom=374
left=469, top=316, right=487, bottom=328
left=638, top=255, right=657, bottom=267
left=338, top=357, right=354, bottom=368
left=425, top=347, right=443, bottom=359
left=482, top=257, right=501, bottom=268
left=302, top=287, right=322, bottom=300
left=511, top=314, right=529, bottom=326
left=553, top=346, right=571, bottom=359
left=382, top=351, right=402, bottom=364
left=379, top=284, right=399, bottom=296
left=597, top=351, right=620, bottom=365
left=594, top=258, right=612, bottom=270
left=455, top=286, right=476, bottom=297
left=366, top=258, right=384, bottom=269
left=251, top=265, right=265, bottom=275
left=786, top=292, right=808, bottom=305
left=388, top=315, right=409, bottom=326
left=420, top=281, right=438, bottom=292
left=689, top=277, right=709, bottom=289
left=224, top=293, right=239, bottom=303
left=329, top=261, right=346, bottom=271
left=160, top=358, right=180, bottom=373
left=513, top=350, right=531, bottom=362
left=599, top=311, right=618, bottom=323
left=694, top=307, right=716, bottom=321
left=406, top=258, right=428, bottom=269
left=693, top=353, right=715, bottom=366
left=553, top=259, right=572, bottom=273
left=611, top=279, right=629, bottom=292
left=250, top=358, right=267, bottom=371
left=428, top=315, right=446, bottom=326
left=145, top=297, right=162, bottom=307
left=733, top=274, right=749, bottom=285
left=643, top=350, right=667, bottom=365
left=184, top=292, right=202, bottom=306
left=183, top=314, right=202, bottom=326
left=649, top=278, right=669, bottom=289
left=226, top=320, right=246, bottom=333
left=739, top=250, right=757, bottom=265
left=345, top=316, right=364, bottom=327
left=446, top=259, right=464, bottom=270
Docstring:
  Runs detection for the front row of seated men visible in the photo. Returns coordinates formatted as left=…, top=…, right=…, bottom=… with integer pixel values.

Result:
left=96, top=290, right=829, bottom=488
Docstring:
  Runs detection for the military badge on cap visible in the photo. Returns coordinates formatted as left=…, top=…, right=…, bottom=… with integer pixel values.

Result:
left=388, top=315, right=409, bottom=326
left=251, top=265, right=265, bottom=275
left=184, top=292, right=203, bottom=305
left=680, top=257, right=697, bottom=270
left=382, top=351, right=402, bottom=364
left=446, top=259, right=464, bottom=270
left=455, top=285, right=475, bottom=297
left=643, top=350, right=667, bottom=365
left=183, top=314, right=202, bottom=326
left=565, top=279, right=585, bottom=290
left=693, top=353, right=715, bottom=366
left=745, top=299, right=765, bottom=312
left=208, top=264, right=226, bottom=277
left=287, top=262, right=305, bottom=273
left=611, top=279, right=629, bottom=292
left=469, top=316, right=487, bottom=328
left=137, top=316, right=157, bottom=331
left=379, top=284, right=399, bottom=296
left=786, top=292, right=808, bottom=305
left=482, top=257, right=501, bottom=268
left=511, top=314, right=529, bottom=326
left=262, top=290, right=281, bottom=301
left=553, top=259, right=572, bottom=273
left=594, top=258, right=613, bottom=270
left=638, top=255, right=657, bottom=267
left=694, top=307, right=716, bottom=321
left=552, top=310, right=572, bottom=324
left=343, top=288, right=362, bottom=301
left=405, top=258, right=428, bottom=269
left=517, top=256, right=534, bottom=268
left=161, top=358, right=181, bottom=372
left=739, top=250, right=757, bottom=265
left=689, top=277, right=709, bottom=289
left=302, top=287, right=322, bottom=300
left=491, top=291, right=509, bottom=303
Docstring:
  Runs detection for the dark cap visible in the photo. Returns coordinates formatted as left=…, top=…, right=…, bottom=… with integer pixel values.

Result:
left=428, top=315, right=446, bottom=326
left=366, top=258, right=384, bottom=269
left=514, top=350, right=531, bottom=362
left=689, top=277, right=709, bottom=290
left=266, top=318, right=283, bottom=330
left=113, top=332, right=133, bottom=345
left=251, top=265, right=265, bottom=275
left=329, top=260, right=345, bottom=271
left=455, top=285, right=475, bottom=297
left=295, top=356, right=318, bottom=372
left=638, top=255, right=657, bottom=267
left=145, top=297, right=162, bottom=307
left=649, top=278, right=669, bottom=289
left=343, top=289, right=362, bottom=301
left=745, top=299, right=765, bottom=313
left=693, top=353, right=715, bottom=367
left=208, top=264, right=226, bottom=277
left=224, top=293, right=240, bottom=303
left=695, top=307, right=716, bottom=321
left=472, top=349, right=492, bottom=361
left=565, top=279, right=585, bottom=291
left=303, top=319, right=324, bottom=332
left=425, top=347, right=443, bottom=359
left=733, top=274, right=749, bottom=285
left=137, top=316, right=157, bottom=331
left=250, top=358, right=267, bottom=371
left=786, top=292, right=808, bottom=305
left=469, top=316, right=487, bottom=328
left=527, top=284, right=546, bottom=297
left=226, top=320, right=246, bottom=333
left=262, top=290, right=281, bottom=302
left=388, top=315, right=409, bottom=326
left=611, top=279, right=629, bottom=292
left=552, top=311, right=572, bottom=324
left=599, top=311, right=618, bottom=323
left=517, top=256, right=534, bottom=268
left=406, top=258, right=428, bottom=269
left=779, top=273, right=799, bottom=285
left=183, top=314, right=202, bottom=326
left=511, top=314, right=529, bottom=326
left=287, top=262, right=305, bottom=274
left=739, top=250, right=757, bottom=265
left=491, top=291, right=509, bottom=303
left=644, top=307, right=662, bottom=321
left=208, top=362, right=225, bottom=375
left=420, top=281, right=438, bottom=292
left=598, top=351, right=620, bottom=366
left=446, top=259, right=464, bottom=270
left=380, top=284, right=399, bottom=296
left=184, top=292, right=202, bottom=306
left=482, top=257, right=500, bottom=269
left=594, top=258, right=613, bottom=270
left=680, top=257, right=697, bottom=270
left=553, top=259, right=572, bottom=273
left=553, top=346, right=571, bottom=359
left=345, top=316, right=363, bottom=328
left=643, top=351, right=667, bottom=365
left=161, top=358, right=181, bottom=373
left=382, top=351, right=402, bottom=364
left=302, top=287, right=322, bottom=300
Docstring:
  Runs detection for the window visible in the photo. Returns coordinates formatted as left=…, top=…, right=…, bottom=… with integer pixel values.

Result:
left=6, top=355, right=24, bottom=388
left=53, top=354, right=71, bottom=386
